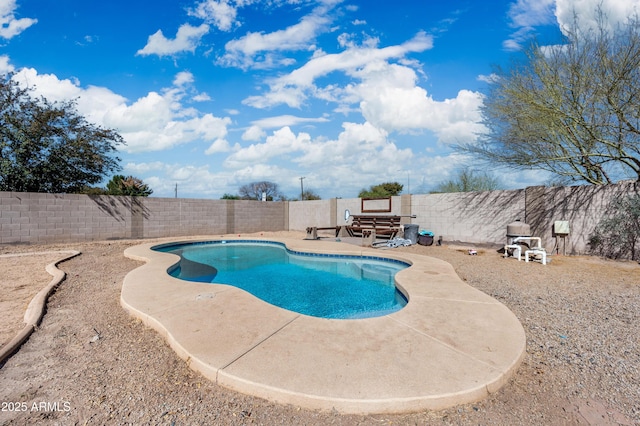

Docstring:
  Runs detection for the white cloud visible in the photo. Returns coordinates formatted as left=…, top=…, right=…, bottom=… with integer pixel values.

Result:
left=286, top=31, right=432, bottom=88
left=168, top=71, right=212, bottom=103
left=234, top=24, right=482, bottom=156
left=217, top=0, right=340, bottom=69
left=193, top=92, right=212, bottom=101
left=0, top=0, right=37, bottom=39
left=503, top=0, right=640, bottom=51
left=291, top=121, right=415, bottom=193
left=225, top=126, right=312, bottom=167
left=104, top=94, right=232, bottom=153
left=188, top=0, right=336, bottom=35
left=477, top=73, right=499, bottom=84
left=294, top=121, right=392, bottom=167
left=503, top=0, right=555, bottom=51
left=232, top=163, right=294, bottom=187
left=11, top=67, right=131, bottom=126
left=241, top=30, right=481, bottom=147
left=337, top=31, right=379, bottom=50
left=242, top=125, right=266, bottom=141
left=555, top=0, right=640, bottom=34
left=224, top=121, right=415, bottom=196
left=135, top=160, right=294, bottom=198
left=222, top=14, right=327, bottom=59
left=11, top=67, right=83, bottom=100
left=242, top=115, right=329, bottom=151
left=243, top=31, right=433, bottom=108
left=508, top=0, right=556, bottom=28
left=205, top=138, right=236, bottom=154
left=125, top=162, right=233, bottom=197
left=125, top=144, right=484, bottom=199
left=189, top=0, right=239, bottom=31
left=123, top=161, right=167, bottom=174
left=103, top=92, right=173, bottom=133
left=9, top=67, right=232, bottom=154
left=353, top=62, right=485, bottom=144
left=173, top=71, right=195, bottom=86
left=250, top=114, right=329, bottom=129
left=75, top=86, right=131, bottom=125
left=124, top=119, right=478, bottom=198
left=0, top=54, right=15, bottom=73
left=242, top=85, right=307, bottom=109
left=135, top=158, right=329, bottom=199
left=136, top=23, right=210, bottom=57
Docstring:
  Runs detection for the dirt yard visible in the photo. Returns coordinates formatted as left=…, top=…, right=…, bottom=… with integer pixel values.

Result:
left=0, top=232, right=638, bottom=425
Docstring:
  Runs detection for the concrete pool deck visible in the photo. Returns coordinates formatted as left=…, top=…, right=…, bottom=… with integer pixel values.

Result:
left=121, top=236, right=526, bottom=414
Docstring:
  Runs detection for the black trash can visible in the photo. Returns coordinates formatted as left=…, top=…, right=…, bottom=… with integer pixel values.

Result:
left=418, top=234, right=434, bottom=246
left=403, top=224, right=419, bottom=244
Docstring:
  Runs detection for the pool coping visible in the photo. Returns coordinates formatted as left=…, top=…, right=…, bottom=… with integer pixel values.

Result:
left=121, top=236, right=526, bottom=414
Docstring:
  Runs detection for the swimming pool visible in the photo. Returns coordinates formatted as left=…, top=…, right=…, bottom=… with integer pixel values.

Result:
left=155, top=240, right=409, bottom=319
left=122, top=236, right=527, bottom=414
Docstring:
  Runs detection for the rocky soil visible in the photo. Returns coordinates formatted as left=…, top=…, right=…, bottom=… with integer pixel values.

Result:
left=0, top=232, right=638, bottom=425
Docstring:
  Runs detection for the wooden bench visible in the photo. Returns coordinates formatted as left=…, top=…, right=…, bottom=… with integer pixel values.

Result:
left=346, top=215, right=402, bottom=240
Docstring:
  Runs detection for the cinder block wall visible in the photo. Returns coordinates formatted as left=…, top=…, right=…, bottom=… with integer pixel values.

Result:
left=287, top=182, right=639, bottom=254
left=290, top=192, right=525, bottom=245
left=0, top=192, right=133, bottom=244
left=140, top=198, right=229, bottom=238
left=2, top=182, right=638, bottom=252
left=0, top=193, right=287, bottom=244
left=335, top=196, right=404, bottom=222
left=288, top=199, right=335, bottom=230
left=525, top=182, right=640, bottom=253
left=411, top=189, right=526, bottom=245
left=288, top=197, right=405, bottom=231
left=412, top=183, right=639, bottom=252
left=232, top=200, right=287, bottom=234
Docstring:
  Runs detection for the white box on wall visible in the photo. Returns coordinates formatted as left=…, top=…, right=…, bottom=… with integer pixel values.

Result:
left=553, top=220, right=570, bottom=235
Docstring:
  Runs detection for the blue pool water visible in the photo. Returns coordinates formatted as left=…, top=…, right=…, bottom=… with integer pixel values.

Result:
left=154, top=241, right=409, bottom=319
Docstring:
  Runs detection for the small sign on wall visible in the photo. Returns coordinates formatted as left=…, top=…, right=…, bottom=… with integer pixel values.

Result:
left=361, top=197, right=392, bottom=213
left=553, top=220, right=570, bottom=236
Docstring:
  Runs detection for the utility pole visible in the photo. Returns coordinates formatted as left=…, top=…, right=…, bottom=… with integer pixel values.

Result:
left=299, top=177, right=305, bottom=201
left=175, top=183, right=178, bottom=198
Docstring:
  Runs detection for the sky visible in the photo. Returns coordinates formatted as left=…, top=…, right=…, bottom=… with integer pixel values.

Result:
left=1, top=0, right=639, bottom=199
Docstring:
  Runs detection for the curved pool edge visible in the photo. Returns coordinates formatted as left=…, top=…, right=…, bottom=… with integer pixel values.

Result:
left=121, top=236, right=526, bottom=414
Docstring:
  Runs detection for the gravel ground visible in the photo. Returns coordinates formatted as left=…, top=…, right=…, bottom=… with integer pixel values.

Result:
left=0, top=232, right=638, bottom=425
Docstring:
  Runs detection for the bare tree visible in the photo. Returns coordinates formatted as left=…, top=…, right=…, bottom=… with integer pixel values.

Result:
left=460, top=10, right=640, bottom=184
left=238, top=181, right=284, bottom=201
